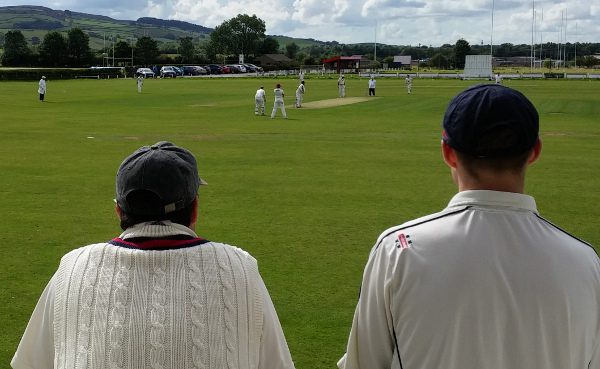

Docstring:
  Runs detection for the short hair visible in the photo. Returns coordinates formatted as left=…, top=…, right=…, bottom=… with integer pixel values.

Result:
left=455, top=149, right=532, bottom=181
left=119, top=190, right=196, bottom=230
left=276, top=83, right=281, bottom=88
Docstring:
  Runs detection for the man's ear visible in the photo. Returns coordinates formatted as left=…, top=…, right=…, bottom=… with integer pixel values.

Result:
left=442, top=141, right=458, bottom=169
left=527, top=138, right=542, bottom=165
left=115, top=203, right=123, bottom=219
left=190, top=197, right=198, bottom=227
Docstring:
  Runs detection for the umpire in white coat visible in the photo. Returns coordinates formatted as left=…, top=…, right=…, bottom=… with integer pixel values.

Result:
left=38, top=76, right=46, bottom=102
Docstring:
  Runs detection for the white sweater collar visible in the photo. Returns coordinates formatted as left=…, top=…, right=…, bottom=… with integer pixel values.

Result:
left=119, top=221, right=198, bottom=240
left=447, top=190, right=538, bottom=213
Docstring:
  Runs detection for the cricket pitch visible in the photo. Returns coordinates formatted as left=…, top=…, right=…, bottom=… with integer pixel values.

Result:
left=301, top=97, right=380, bottom=109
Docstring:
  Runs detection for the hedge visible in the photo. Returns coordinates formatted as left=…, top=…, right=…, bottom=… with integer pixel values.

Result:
left=0, top=68, right=126, bottom=81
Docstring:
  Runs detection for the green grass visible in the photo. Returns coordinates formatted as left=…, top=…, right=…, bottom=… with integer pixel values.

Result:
left=1, top=76, right=599, bottom=369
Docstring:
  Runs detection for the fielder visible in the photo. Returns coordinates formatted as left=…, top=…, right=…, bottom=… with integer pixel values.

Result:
left=38, top=76, right=46, bottom=102
left=338, top=74, right=346, bottom=97
left=271, top=83, right=287, bottom=119
left=255, top=86, right=266, bottom=115
left=295, top=81, right=305, bottom=108
left=136, top=75, right=144, bottom=93
left=338, top=84, right=600, bottom=369
left=405, top=74, right=412, bottom=94
left=495, top=73, right=503, bottom=85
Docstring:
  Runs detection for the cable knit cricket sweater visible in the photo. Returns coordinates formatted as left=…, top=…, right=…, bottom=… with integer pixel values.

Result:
left=12, top=221, right=295, bottom=369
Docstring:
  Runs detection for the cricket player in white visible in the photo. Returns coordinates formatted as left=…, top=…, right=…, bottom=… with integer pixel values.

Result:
left=337, top=74, right=346, bottom=97
left=405, top=74, right=412, bottom=94
left=255, top=86, right=266, bottom=115
left=271, top=83, right=287, bottom=119
left=137, top=75, right=144, bottom=93
left=338, top=84, right=600, bottom=369
left=38, top=76, right=46, bottom=102
left=295, top=81, right=305, bottom=108
left=495, top=73, right=502, bottom=84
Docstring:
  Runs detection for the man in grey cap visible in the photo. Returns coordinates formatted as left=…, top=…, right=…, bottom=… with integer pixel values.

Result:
left=12, top=141, right=296, bottom=369
left=338, top=84, right=600, bottom=369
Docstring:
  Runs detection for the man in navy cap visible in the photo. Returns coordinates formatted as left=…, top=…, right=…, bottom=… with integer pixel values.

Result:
left=338, top=85, right=600, bottom=369
left=12, top=142, right=295, bottom=369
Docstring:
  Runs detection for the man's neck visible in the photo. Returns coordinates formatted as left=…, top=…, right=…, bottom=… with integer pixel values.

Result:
left=457, top=173, right=526, bottom=194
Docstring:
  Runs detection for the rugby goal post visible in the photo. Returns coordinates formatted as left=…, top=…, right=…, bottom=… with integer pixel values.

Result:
left=463, top=55, right=492, bottom=79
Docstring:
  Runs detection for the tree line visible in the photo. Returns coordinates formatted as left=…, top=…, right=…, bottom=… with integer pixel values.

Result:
left=2, top=13, right=600, bottom=69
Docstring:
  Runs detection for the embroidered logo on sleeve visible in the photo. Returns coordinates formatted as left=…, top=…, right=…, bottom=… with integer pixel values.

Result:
left=395, top=233, right=412, bottom=249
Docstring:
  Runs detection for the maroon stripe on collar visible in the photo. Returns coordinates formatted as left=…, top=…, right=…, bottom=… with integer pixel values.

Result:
left=109, top=237, right=209, bottom=250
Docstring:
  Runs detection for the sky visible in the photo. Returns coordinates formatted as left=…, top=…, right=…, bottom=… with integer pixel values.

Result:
left=2, top=0, right=598, bottom=46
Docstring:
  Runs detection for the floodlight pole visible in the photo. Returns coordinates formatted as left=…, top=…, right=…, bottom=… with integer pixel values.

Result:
left=490, top=0, right=495, bottom=57
left=131, top=37, right=135, bottom=67
left=112, top=35, right=115, bottom=67
left=574, top=22, right=577, bottom=69
left=531, top=0, right=535, bottom=72
left=563, top=8, right=567, bottom=73
left=374, top=21, right=377, bottom=67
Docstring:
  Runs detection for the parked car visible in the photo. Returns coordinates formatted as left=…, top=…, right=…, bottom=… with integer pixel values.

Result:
left=160, top=66, right=178, bottom=78
left=227, top=64, right=246, bottom=73
left=172, top=66, right=183, bottom=76
left=233, top=64, right=247, bottom=73
left=195, top=66, right=208, bottom=75
left=182, top=66, right=199, bottom=76
left=243, top=63, right=263, bottom=73
left=205, top=64, right=223, bottom=74
left=135, top=68, right=155, bottom=78
left=220, top=65, right=232, bottom=74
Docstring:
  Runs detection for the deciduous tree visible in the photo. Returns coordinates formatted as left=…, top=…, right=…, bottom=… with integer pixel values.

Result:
left=67, top=28, right=92, bottom=67
left=453, top=39, right=471, bottom=69
left=259, top=36, right=279, bottom=55
left=114, top=40, right=133, bottom=59
left=135, top=36, right=159, bottom=65
left=208, top=14, right=266, bottom=59
left=178, top=36, right=195, bottom=63
left=1, top=30, right=31, bottom=66
left=39, top=31, right=67, bottom=67
left=285, top=42, right=299, bottom=59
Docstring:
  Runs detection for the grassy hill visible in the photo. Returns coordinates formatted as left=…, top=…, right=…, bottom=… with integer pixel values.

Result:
left=271, top=35, right=327, bottom=49
left=0, top=5, right=212, bottom=49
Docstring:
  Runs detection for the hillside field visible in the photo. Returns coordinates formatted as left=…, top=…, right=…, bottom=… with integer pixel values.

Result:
left=0, top=76, right=599, bottom=369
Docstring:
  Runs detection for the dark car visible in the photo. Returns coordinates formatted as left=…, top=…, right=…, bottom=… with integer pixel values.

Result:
left=173, top=66, right=183, bottom=76
left=244, top=63, right=263, bottom=73
left=182, top=66, right=199, bottom=76
left=135, top=68, right=155, bottom=78
left=160, top=66, right=178, bottom=78
left=205, top=64, right=222, bottom=74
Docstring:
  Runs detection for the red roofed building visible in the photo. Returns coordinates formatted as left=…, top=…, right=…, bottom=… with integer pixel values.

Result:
left=322, top=55, right=369, bottom=72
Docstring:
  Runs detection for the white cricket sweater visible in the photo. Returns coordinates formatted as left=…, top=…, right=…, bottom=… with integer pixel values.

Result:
left=12, top=221, right=295, bottom=369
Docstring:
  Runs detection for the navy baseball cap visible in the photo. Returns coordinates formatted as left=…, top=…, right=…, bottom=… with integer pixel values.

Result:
left=442, top=84, right=539, bottom=157
left=116, top=141, right=207, bottom=215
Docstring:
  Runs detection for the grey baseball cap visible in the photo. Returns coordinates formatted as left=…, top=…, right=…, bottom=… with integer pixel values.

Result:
left=116, top=141, right=207, bottom=215
left=442, top=84, right=539, bottom=158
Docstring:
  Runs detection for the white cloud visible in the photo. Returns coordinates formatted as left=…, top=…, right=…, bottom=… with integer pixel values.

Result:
left=1, top=0, right=598, bottom=45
